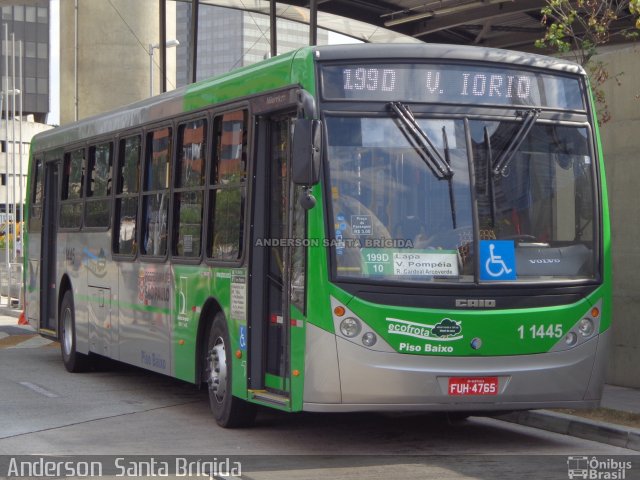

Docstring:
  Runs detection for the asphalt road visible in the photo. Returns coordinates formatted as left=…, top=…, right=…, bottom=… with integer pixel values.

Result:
left=0, top=333, right=637, bottom=479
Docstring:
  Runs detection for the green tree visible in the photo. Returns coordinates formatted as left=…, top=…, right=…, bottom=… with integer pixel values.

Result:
left=536, top=0, right=640, bottom=124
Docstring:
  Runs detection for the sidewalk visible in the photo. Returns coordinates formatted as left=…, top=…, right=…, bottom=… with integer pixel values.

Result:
left=0, top=308, right=37, bottom=344
left=0, top=305, right=21, bottom=319
left=602, top=385, right=640, bottom=415
left=500, top=386, right=640, bottom=451
left=1, top=308, right=638, bottom=450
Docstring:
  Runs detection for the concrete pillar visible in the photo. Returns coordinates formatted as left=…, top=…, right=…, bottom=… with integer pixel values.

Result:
left=597, top=44, right=640, bottom=388
left=60, top=0, right=177, bottom=124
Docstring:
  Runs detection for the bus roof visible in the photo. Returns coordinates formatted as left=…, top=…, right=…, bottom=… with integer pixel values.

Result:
left=32, top=48, right=311, bottom=152
left=312, top=43, right=585, bottom=75
left=32, top=43, right=584, bottom=153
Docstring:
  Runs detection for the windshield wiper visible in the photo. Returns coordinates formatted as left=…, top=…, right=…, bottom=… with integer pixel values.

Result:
left=484, top=126, right=497, bottom=228
left=442, top=125, right=457, bottom=229
left=389, top=101, right=453, bottom=180
left=492, top=108, right=541, bottom=177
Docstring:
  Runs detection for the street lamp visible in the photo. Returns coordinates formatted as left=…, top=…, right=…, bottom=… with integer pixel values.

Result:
left=149, top=39, right=180, bottom=97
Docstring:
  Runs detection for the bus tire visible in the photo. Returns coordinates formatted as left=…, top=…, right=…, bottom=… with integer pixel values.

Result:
left=60, top=290, right=91, bottom=373
left=205, top=313, right=256, bottom=428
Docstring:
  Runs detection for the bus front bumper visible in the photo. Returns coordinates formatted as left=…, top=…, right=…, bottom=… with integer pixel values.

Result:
left=302, top=324, right=609, bottom=413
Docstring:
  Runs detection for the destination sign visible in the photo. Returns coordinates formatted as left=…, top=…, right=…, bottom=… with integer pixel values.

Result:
left=321, top=63, right=584, bottom=110
left=361, top=249, right=459, bottom=277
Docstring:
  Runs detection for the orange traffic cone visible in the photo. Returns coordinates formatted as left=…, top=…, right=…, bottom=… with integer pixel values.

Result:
left=18, top=311, right=28, bottom=325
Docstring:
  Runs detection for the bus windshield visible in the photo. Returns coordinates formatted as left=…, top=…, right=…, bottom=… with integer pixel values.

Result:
left=326, top=114, right=597, bottom=283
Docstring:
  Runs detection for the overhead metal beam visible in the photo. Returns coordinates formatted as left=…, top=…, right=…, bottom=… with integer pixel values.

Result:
left=189, top=0, right=199, bottom=84
left=474, top=20, right=492, bottom=44
left=160, top=0, right=167, bottom=93
left=270, top=0, right=277, bottom=57
left=279, top=0, right=395, bottom=26
left=437, top=27, right=478, bottom=44
left=384, top=0, right=514, bottom=28
left=394, top=0, right=543, bottom=38
left=309, top=0, right=317, bottom=45
left=481, top=31, right=545, bottom=50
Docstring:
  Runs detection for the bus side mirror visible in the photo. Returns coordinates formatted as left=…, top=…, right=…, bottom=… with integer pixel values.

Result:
left=292, top=118, right=322, bottom=187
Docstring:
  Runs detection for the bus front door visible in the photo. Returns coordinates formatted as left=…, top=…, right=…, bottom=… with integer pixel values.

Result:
left=249, top=114, right=295, bottom=407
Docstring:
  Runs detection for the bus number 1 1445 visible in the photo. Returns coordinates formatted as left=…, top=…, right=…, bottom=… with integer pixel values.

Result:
left=518, top=324, right=563, bottom=340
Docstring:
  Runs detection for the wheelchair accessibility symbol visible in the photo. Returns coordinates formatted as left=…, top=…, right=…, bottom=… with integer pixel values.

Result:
left=239, top=325, right=247, bottom=350
left=480, top=240, right=516, bottom=281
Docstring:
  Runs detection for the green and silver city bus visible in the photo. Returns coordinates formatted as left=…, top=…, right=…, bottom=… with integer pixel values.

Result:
left=25, top=44, right=611, bottom=427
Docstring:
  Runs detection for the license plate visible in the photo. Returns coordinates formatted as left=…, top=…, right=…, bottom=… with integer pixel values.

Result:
left=448, top=377, right=499, bottom=396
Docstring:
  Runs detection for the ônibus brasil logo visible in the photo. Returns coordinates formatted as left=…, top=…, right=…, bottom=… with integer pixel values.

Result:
left=567, top=456, right=632, bottom=479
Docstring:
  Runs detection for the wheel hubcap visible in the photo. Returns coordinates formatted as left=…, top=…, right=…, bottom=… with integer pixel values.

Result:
left=208, top=337, right=227, bottom=403
left=62, top=307, right=73, bottom=356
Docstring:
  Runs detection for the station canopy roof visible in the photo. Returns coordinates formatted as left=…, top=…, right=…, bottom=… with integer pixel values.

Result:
left=198, top=0, right=552, bottom=50
left=197, top=0, right=638, bottom=52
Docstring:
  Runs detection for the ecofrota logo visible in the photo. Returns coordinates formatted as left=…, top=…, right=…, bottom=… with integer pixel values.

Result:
left=386, top=318, right=463, bottom=342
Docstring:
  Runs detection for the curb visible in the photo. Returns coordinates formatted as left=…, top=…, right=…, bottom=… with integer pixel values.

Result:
left=498, top=410, right=640, bottom=451
left=0, top=307, right=22, bottom=319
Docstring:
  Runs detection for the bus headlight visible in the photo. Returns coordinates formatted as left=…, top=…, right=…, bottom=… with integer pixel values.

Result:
left=362, top=332, right=377, bottom=347
left=340, top=317, right=361, bottom=338
left=565, top=331, right=578, bottom=346
left=578, top=318, right=595, bottom=337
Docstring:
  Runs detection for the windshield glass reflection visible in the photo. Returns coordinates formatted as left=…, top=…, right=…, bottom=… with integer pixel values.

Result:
left=325, top=115, right=596, bottom=283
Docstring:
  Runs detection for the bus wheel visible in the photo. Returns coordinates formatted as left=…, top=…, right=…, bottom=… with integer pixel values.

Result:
left=205, top=313, right=256, bottom=428
left=60, top=290, right=91, bottom=372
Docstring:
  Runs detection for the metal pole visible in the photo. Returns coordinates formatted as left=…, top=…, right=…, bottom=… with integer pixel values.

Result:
left=4, top=24, right=10, bottom=280
left=18, top=40, right=22, bottom=259
left=0, top=91, right=3, bottom=303
left=11, top=32, right=16, bottom=261
left=309, top=0, right=318, bottom=46
left=188, top=0, right=199, bottom=84
left=270, top=0, right=277, bottom=58
left=149, top=44, right=154, bottom=96
left=0, top=91, right=3, bottom=307
left=74, top=0, right=78, bottom=121
left=159, top=0, right=167, bottom=94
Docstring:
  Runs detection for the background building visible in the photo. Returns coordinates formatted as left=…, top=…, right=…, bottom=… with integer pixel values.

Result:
left=0, top=118, right=51, bottom=220
left=0, top=1, right=52, bottom=224
left=175, top=3, right=328, bottom=86
left=594, top=44, right=640, bottom=388
left=59, top=0, right=177, bottom=124
left=0, top=1, right=49, bottom=123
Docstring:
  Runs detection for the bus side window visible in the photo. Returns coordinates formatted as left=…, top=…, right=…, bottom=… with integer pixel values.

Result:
left=113, top=135, right=141, bottom=256
left=60, top=148, right=85, bottom=229
left=30, top=158, right=44, bottom=221
left=85, top=142, right=113, bottom=228
left=141, top=127, right=172, bottom=257
left=172, top=118, right=206, bottom=258
left=207, top=110, right=247, bottom=261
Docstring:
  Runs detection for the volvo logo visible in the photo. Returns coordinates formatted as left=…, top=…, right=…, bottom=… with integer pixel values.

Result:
left=528, top=258, right=561, bottom=264
left=455, top=299, right=496, bottom=308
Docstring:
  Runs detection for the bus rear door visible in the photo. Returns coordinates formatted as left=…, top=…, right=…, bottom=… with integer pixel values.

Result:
left=40, top=160, right=60, bottom=334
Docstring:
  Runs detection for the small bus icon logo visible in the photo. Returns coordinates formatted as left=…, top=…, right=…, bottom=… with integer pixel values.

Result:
left=567, top=456, right=589, bottom=479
